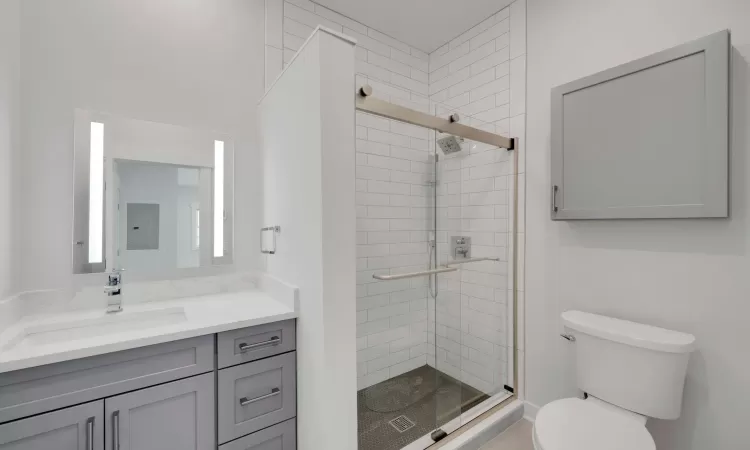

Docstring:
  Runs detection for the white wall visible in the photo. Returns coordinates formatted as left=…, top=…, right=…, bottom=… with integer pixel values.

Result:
left=18, top=0, right=265, bottom=291
left=427, top=0, right=526, bottom=396
left=265, top=0, right=437, bottom=389
left=525, top=0, right=749, bottom=448
left=0, top=0, right=19, bottom=298
left=260, top=28, right=357, bottom=450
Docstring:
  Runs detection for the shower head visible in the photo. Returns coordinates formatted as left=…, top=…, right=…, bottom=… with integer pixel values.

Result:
left=437, top=135, right=465, bottom=155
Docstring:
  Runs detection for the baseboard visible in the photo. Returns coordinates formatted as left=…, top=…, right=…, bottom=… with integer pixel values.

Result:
left=523, top=401, right=540, bottom=422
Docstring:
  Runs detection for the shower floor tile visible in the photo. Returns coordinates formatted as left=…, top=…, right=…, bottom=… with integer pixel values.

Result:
left=357, top=365, right=489, bottom=450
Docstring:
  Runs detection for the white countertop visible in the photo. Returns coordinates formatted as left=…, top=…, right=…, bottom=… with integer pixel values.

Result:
left=0, top=289, right=297, bottom=374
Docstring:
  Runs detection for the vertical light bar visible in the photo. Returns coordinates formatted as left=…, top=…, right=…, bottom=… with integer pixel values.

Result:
left=88, top=122, right=104, bottom=263
left=214, top=140, right=224, bottom=258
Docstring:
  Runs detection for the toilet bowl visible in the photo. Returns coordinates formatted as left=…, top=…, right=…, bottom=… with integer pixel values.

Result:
left=532, top=310, right=695, bottom=450
left=532, top=397, right=654, bottom=450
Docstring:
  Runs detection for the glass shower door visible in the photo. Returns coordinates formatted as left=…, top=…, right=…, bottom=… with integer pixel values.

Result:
left=355, top=105, right=516, bottom=450
left=429, top=105, right=516, bottom=440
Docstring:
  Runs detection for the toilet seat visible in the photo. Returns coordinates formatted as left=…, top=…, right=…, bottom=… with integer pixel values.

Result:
left=533, top=398, right=655, bottom=450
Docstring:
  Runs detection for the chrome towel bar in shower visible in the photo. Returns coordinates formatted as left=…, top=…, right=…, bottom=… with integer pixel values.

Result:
left=446, top=257, right=500, bottom=267
left=372, top=267, right=458, bottom=281
left=372, top=257, right=500, bottom=281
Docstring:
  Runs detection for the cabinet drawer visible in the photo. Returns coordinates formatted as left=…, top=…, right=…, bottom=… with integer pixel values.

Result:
left=218, top=352, right=296, bottom=443
left=0, top=335, right=214, bottom=424
left=217, top=320, right=295, bottom=369
left=219, top=418, right=296, bottom=450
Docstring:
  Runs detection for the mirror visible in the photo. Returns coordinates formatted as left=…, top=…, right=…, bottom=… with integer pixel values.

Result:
left=73, top=110, right=234, bottom=274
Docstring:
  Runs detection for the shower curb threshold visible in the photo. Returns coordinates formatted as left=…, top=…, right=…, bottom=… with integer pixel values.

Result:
left=430, top=399, right=524, bottom=450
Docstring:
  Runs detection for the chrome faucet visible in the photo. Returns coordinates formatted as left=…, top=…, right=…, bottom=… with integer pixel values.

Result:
left=105, top=269, right=124, bottom=313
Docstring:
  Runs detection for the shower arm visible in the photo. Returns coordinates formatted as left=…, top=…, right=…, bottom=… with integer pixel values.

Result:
left=372, top=257, right=500, bottom=281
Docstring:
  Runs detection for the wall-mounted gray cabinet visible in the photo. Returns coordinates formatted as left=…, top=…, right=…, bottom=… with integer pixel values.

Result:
left=551, top=30, right=730, bottom=220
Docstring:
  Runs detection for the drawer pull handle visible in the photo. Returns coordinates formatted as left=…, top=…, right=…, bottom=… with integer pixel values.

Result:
left=112, top=411, right=120, bottom=450
left=238, top=336, right=280, bottom=352
left=239, top=387, right=280, bottom=406
left=86, top=417, right=95, bottom=450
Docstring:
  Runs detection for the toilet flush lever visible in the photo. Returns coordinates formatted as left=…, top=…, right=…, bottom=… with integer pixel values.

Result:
left=560, top=334, right=576, bottom=342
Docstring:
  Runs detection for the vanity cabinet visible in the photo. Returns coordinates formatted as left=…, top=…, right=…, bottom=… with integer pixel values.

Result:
left=0, top=319, right=297, bottom=450
left=0, top=400, right=104, bottom=450
left=104, top=373, right=215, bottom=450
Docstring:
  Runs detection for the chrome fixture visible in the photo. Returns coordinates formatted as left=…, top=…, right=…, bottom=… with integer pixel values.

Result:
left=372, top=266, right=459, bottom=281
left=449, top=113, right=460, bottom=123
left=372, top=257, right=500, bottom=281
left=437, top=134, right=465, bottom=155
left=238, top=336, right=281, bottom=352
left=240, top=388, right=281, bottom=406
left=359, top=85, right=373, bottom=97
left=112, top=410, right=120, bottom=449
left=561, top=334, right=576, bottom=342
left=452, top=236, right=472, bottom=259
left=105, top=269, right=124, bottom=313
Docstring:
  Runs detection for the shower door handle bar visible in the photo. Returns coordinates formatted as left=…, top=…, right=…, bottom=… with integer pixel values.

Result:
left=372, top=258, right=501, bottom=281
left=446, top=257, right=500, bottom=267
left=372, top=267, right=458, bottom=281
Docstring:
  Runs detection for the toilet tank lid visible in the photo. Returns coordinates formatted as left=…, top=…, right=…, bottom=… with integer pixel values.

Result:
left=562, top=311, right=696, bottom=353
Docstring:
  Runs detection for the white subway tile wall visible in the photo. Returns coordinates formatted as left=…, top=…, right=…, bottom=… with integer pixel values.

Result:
left=264, top=0, right=526, bottom=395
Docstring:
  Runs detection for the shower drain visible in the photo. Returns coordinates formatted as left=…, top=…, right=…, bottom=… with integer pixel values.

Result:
left=389, top=415, right=416, bottom=433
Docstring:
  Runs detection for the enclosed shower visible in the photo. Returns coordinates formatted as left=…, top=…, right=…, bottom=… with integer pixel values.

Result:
left=355, top=87, right=519, bottom=450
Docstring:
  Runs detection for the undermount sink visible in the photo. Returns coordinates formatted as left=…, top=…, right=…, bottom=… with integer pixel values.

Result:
left=0, top=307, right=187, bottom=353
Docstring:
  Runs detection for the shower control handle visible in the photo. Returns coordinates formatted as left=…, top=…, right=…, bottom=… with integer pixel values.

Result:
left=451, top=236, right=471, bottom=260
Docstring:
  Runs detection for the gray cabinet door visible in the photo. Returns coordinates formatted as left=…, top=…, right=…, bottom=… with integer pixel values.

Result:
left=0, top=400, right=103, bottom=450
left=104, top=373, right=215, bottom=450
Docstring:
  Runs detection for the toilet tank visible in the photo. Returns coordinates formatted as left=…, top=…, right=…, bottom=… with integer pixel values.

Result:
left=562, top=311, right=695, bottom=420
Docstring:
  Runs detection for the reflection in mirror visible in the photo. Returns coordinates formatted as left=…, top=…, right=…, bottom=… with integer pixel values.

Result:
left=73, top=111, right=234, bottom=274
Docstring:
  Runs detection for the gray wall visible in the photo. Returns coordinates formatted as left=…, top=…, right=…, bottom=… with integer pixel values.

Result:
left=525, top=0, right=750, bottom=449
left=0, top=0, right=19, bottom=298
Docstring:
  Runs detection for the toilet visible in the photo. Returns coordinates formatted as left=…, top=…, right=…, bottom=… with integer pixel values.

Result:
left=533, top=310, right=696, bottom=450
